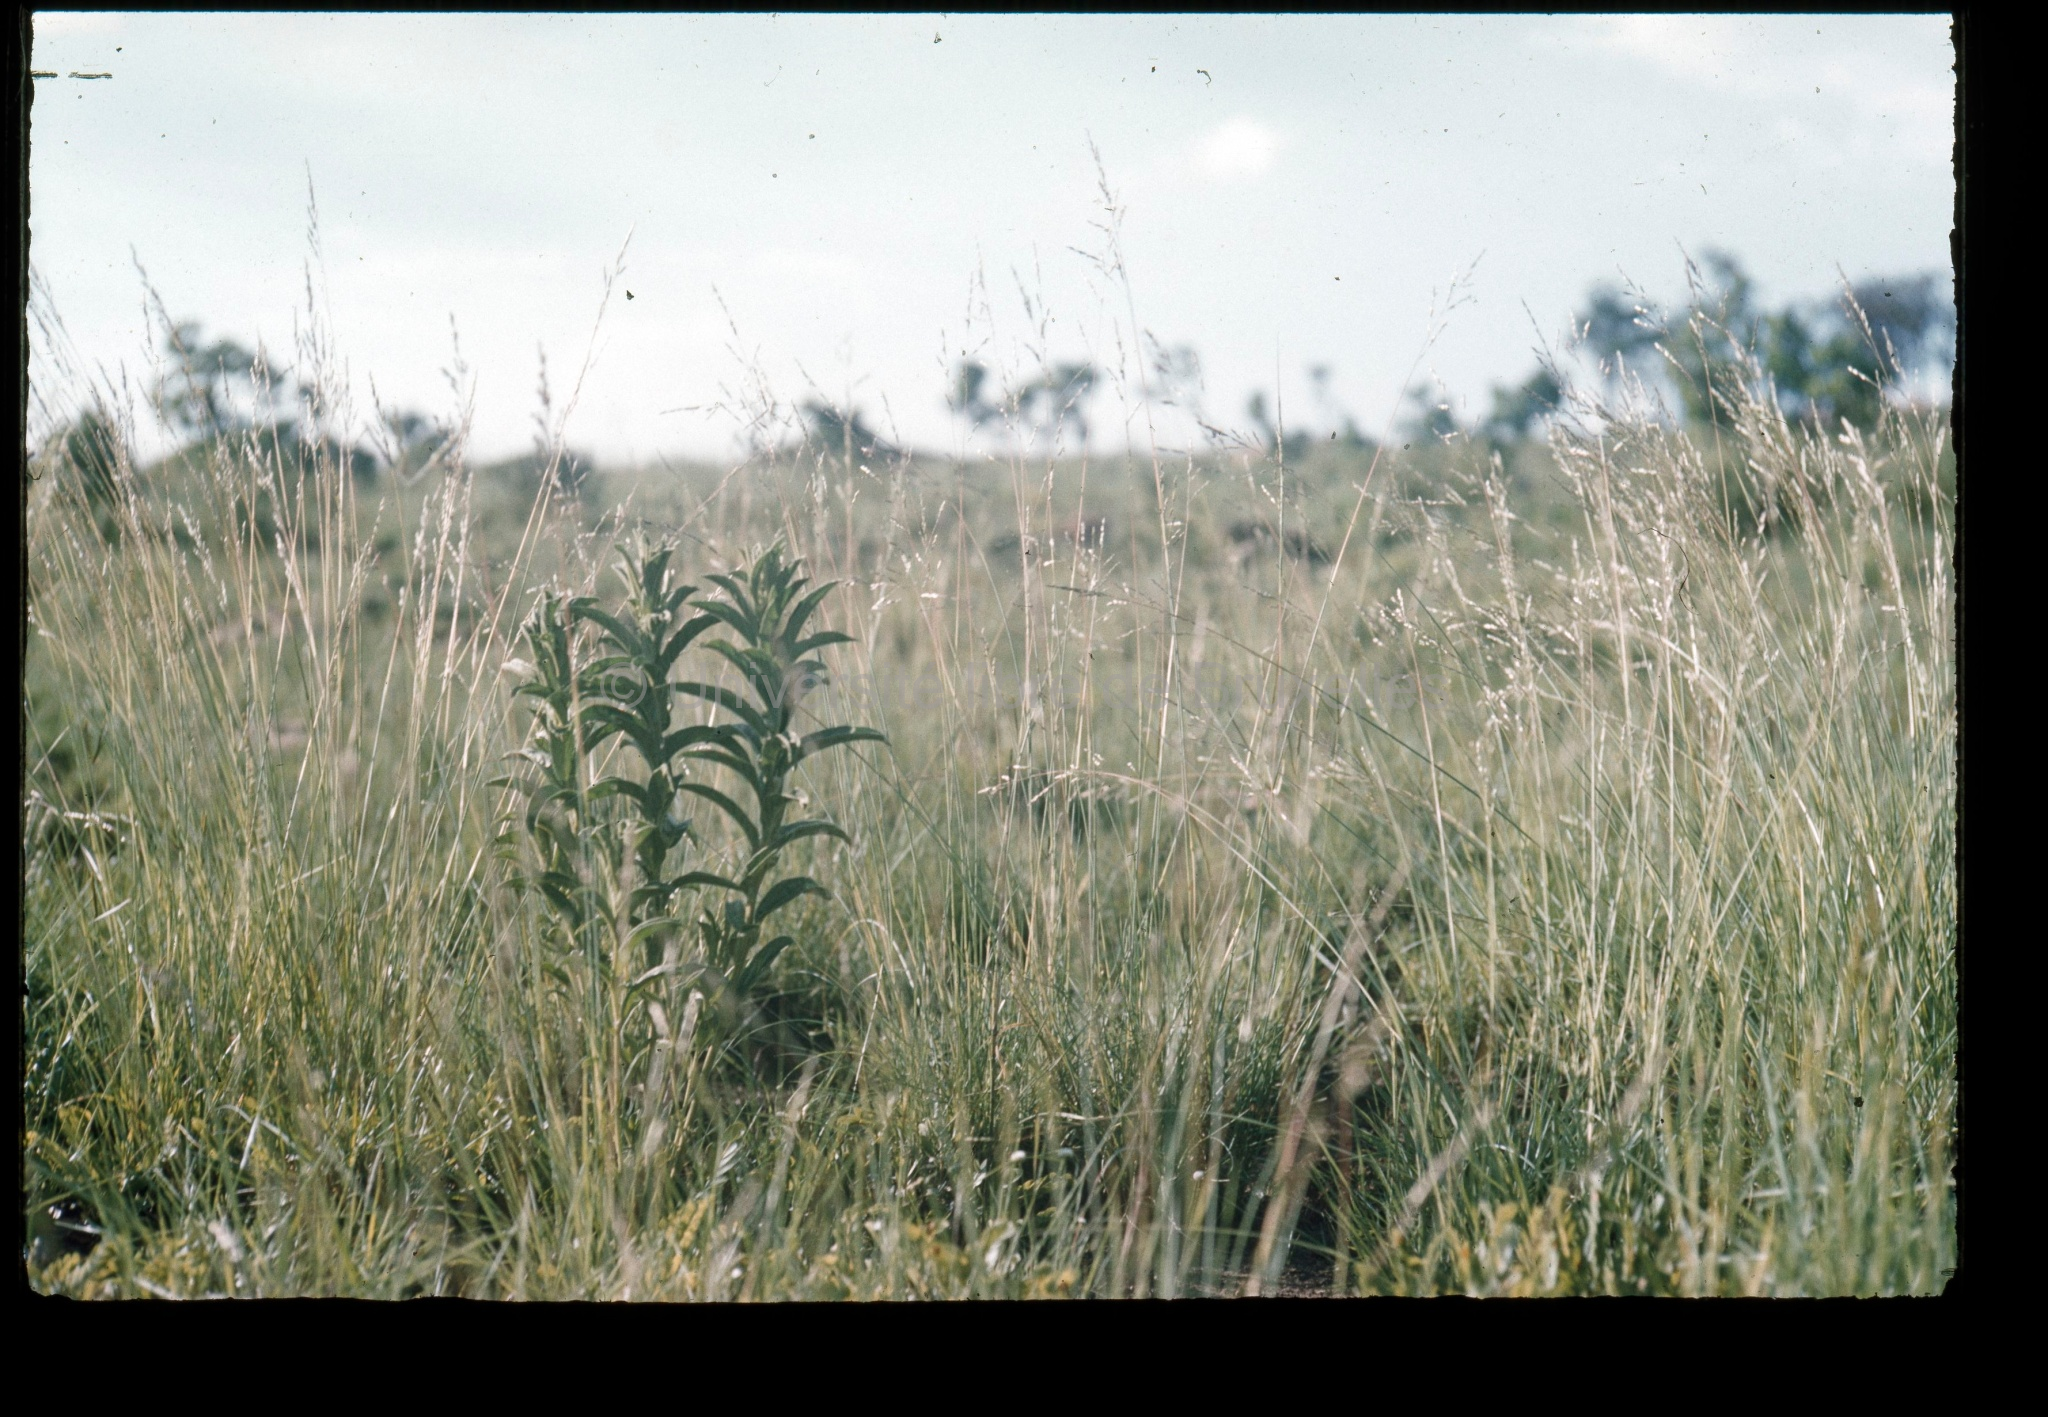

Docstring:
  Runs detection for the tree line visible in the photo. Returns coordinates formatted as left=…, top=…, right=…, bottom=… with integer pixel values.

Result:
left=43, top=251, right=1951, bottom=502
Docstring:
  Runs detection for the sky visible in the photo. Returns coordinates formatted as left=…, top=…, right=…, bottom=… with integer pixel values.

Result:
left=28, top=12, right=1956, bottom=465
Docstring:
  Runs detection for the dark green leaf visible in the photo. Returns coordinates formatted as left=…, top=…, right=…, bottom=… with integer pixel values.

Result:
left=571, top=602, right=652, bottom=661
left=675, top=680, right=771, bottom=738
left=526, top=783, right=578, bottom=835
left=769, top=818, right=853, bottom=851
left=792, top=629, right=855, bottom=657
left=581, top=704, right=666, bottom=765
left=795, top=725, right=887, bottom=764
left=678, top=746, right=764, bottom=797
left=757, top=875, right=826, bottom=921
left=538, top=878, right=585, bottom=926
left=783, top=580, right=838, bottom=644
left=694, top=598, right=757, bottom=640
left=705, top=638, right=775, bottom=680
left=622, top=916, right=684, bottom=960
left=702, top=572, right=757, bottom=622
left=675, top=869, right=742, bottom=894
left=734, top=935, right=795, bottom=995
left=657, top=612, right=721, bottom=675
left=675, top=782, right=759, bottom=849
left=586, top=775, right=652, bottom=812
left=661, top=723, right=738, bottom=760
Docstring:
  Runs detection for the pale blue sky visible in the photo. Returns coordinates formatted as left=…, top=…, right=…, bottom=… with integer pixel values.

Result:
left=29, top=12, right=1955, bottom=463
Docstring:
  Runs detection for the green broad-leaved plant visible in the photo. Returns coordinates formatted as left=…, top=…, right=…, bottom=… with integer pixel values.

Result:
left=669, top=542, right=886, bottom=1001
left=498, top=537, right=882, bottom=1023
left=565, top=539, right=725, bottom=977
left=498, top=586, right=607, bottom=971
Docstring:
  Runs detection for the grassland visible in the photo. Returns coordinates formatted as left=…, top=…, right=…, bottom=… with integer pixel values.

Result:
left=23, top=316, right=1955, bottom=1297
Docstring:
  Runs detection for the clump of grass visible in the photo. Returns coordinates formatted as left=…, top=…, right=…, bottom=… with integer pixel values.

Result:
left=24, top=239, right=1951, bottom=1297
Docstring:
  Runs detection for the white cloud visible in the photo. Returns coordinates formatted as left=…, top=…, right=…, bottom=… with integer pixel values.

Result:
left=1563, top=15, right=1953, bottom=165
left=1582, top=15, right=1754, bottom=83
left=1195, top=117, right=1282, bottom=182
left=737, top=248, right=866, bottom=288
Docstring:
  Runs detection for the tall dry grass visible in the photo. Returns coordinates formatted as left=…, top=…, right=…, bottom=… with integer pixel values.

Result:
left=23, top=250, right=1953, bottom=1296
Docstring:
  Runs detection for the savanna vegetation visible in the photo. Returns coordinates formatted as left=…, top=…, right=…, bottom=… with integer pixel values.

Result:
left=22, top=238, right=1955, bottom=1297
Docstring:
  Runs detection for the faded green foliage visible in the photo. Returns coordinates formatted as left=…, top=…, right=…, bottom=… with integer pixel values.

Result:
left=23, top=282, right=1952, bottom=1298
left=1573, top=252, right=1953, bottom=432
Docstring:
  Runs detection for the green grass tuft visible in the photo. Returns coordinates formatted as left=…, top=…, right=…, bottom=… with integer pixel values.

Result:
left=24, top=305, right=1953, bottom=1297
